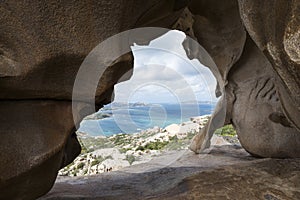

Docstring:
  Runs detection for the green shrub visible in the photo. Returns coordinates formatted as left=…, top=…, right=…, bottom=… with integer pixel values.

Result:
left=136, top=140, right=169, bottom=151
left=113, top=134, right=131, bottom=146
left=77, top=162, right=85, bottom=169
left=144, top=140, right=169, bottom=150
left=125, top=154, right=136, bottom=165
left=215, top=124, right=236, bottom=136
left=73, top=169, right=79, bottom=176
left=91, top=156, right=105, bottom=166
left=165, top=139, right=184, bottom=150
left=169, top=135, right=179, bottom=142
left=136, top=146, right=145, bottom=151
left=91, top=160, right=100, bottom=166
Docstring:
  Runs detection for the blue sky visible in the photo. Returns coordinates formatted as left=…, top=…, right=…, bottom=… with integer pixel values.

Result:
left=113, top=30, right=218, bottom=104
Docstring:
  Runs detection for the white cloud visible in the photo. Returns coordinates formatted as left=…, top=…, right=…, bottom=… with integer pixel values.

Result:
left=113, top=30, right=218, bottom=103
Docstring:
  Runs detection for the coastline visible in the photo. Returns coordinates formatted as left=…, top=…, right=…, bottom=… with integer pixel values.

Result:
left=59, top=115, right=239, bottom=177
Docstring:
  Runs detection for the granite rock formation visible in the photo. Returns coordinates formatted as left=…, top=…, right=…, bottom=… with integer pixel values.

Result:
left=0, top=1, right=188, bottom=199
left=185, top=0, right=300, bottom=158
left=0, top=0, right=299, bottom=199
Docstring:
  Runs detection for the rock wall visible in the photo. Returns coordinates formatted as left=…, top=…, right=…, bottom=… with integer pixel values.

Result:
left=0, top=0, right=299, bottom=199
left=186, top=0, right=300, bottom=158
left=238, top=1, right=300, bottom=128
left=0, top=1, right=188, bottom=199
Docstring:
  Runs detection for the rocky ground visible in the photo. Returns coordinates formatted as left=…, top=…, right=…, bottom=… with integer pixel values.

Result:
left=41, top=145, right=300, bottom=200
left=43, top=116, right=300, bottom=200
left=59, top=115, right=240, bottom=177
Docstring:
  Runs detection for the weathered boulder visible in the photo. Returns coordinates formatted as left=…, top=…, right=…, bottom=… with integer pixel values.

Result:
left=238, top=0, right=300, bottom=132
left=0, top=1, right=189, bottom=199
left=186, top=0, right=300, bottom=158
left=0, top=101, right=84, bottom=199
left=229, top=36, right=300, bottom=158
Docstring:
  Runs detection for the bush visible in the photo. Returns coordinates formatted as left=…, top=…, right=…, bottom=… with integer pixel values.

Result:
left=113, top=134, right=131, bottom=145
left=144, top=140, right=169, bottom=150
left=125, top=154, right=136, bottom=165
left=91, top=156, right=105, bottom=166
left=169, top=135, right=179, bottom=142
left=136, top=146, right=145, bottom=151
left=215, top=124, right=236, bottom=136
left=165, top=140, right=184, bottom=150
left=136, top=140, right=169, bottom=151
left=77, top=162, right=85, bottom=169
left=73, top=169, right=79, bottom=176
left=91, top=160, right=100, bottom=166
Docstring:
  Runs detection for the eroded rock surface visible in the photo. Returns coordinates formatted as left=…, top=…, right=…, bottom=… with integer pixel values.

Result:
left=186, top=0, right=300, bottom=158
left=0, top=1, right=189, bottom=199
left=40, top=145, right=300, bottom=200
left=238, top=1, right=300, bottom=131
left=228, top=37, right=300, bottom=158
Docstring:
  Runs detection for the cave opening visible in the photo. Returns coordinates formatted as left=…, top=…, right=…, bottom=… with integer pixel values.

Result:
left=60, top=30, right=221, bottom=177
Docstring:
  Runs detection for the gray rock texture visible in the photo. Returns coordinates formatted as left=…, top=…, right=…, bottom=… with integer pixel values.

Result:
left=238, top=1, right=300, bottom=132
left=0, top=1, right=188, bottom=199
left=40, top=145, right=300, bottom=200
left=186, top=0, right=300, bottom=159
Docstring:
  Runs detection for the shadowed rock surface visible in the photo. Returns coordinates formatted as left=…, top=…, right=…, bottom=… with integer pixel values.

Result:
left=0, top=0, right=299, bottom=199
left=0, top=1, right=188, bottom=199
left=184, top=0, right=300, bottom=158
left=40, top=145, right=300, bottom=200
left=238, top=0, right=300, bottom=131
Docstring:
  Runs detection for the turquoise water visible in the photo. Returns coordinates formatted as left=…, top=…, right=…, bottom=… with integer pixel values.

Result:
left=79, top=102, right=215, bottom=137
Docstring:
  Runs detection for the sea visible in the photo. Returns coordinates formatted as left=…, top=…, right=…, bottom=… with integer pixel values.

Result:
left=78, top=102, right=216, bottom=137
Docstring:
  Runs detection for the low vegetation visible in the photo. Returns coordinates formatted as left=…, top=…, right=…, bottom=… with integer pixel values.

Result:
left=125, top=154, right=136, bottom=165
left=59, top=116, right=239, bottom=177
left=215, top=124, right=237, bottom=137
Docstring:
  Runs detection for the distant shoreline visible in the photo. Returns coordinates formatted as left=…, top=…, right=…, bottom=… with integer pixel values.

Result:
left=78, top=102, right=216, bottom=137
left=60, top=115, right=239, bottom=177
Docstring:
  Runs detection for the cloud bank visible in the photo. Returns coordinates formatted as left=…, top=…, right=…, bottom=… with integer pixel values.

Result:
left=113, top=30, right=218, bottom=104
